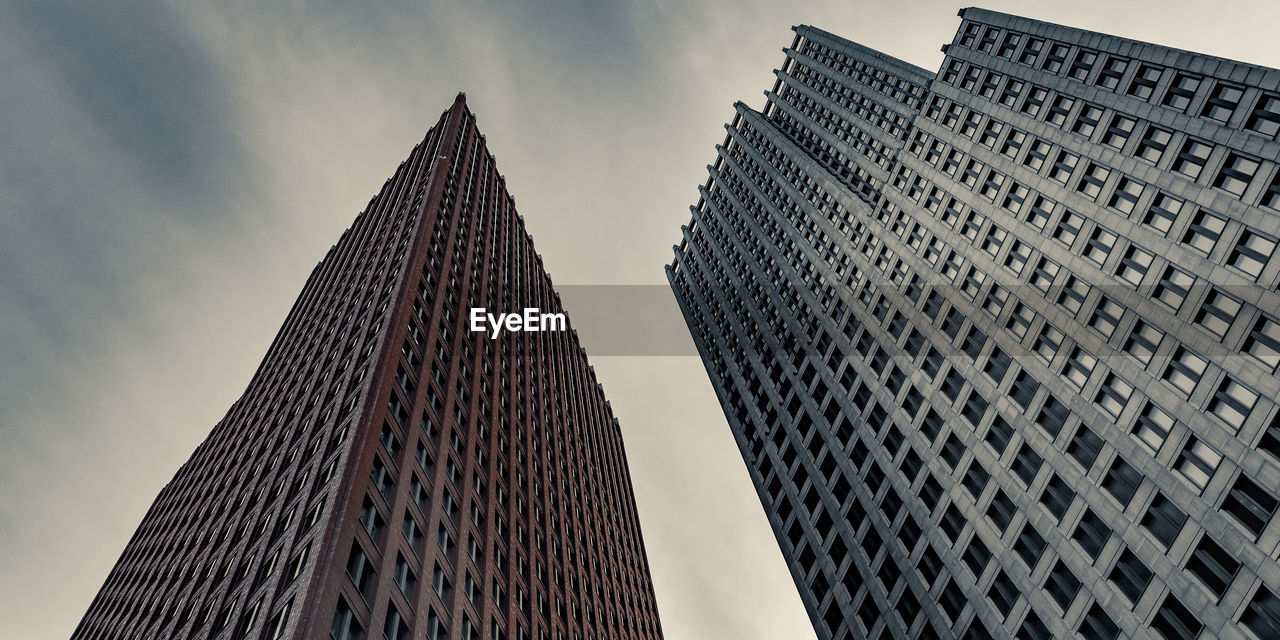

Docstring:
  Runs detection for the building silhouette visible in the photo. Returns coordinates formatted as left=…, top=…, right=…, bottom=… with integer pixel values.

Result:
left=669, top=8, right=1280, bottom=640
left=74, top=94, right=664, bottom=640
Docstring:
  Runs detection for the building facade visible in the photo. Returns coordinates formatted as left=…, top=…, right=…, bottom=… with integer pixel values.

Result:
left=74, top=94, right=664, bottom=640
left=669, top=9, right=1280, bottom=640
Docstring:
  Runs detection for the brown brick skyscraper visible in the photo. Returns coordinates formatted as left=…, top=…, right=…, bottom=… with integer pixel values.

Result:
left=72, top=94, right=664, bottom=640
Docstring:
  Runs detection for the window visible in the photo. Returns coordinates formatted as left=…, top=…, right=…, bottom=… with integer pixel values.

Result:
left=1193, top=289, right=1241, bottom=340
left=1183, top=209, right=1226, bottom=253
left=1209, top=377, right=1258, bottom=429
left=1083, top=227, right=1117, bottom=265
left=1039, top=474, right=1076, bottom=521
left=1115, top=245, right=1153, bottom=287
left=1025, top=195, right=1054, bottom=230
left=1109, top=548, right=1153, bottom=604
left=1136, top=125, right=1173, bottom=164
left=1244, top=585, right=1280, bottom=640
left=1034, top=325, right=1065, bottom=362
left=1096, top=374, right=1133, bottom=419
left=1037, top=395, right=1071, bottom=438
left=1045, top=95, right=1074, bottom=127
left=1103, top=457, right=1142, bottom=507
left=1216, top=153, right=1260, bottom=196
left=1222, top=473, right=1279, bottom=538
left=1230, top=230, right=1277, bottom=278
left=1030, top=256, right=1059, bottom=293
left=1079, top=604, right=1120, bottom=640
left=1004, top=240, right=1032, bottom=275
left=1021, top=86, right=1048, bottom=116
left=1048, top=149, right=1079, bottom=184
left=1164, top=347, right=1208, bottom=397
left=1133, top=402, right=1175, bottom=453
left=1246, top=92, right=1280, bottom=139
left=1142, top=492, right=1187, bottom=548
left=1097, top=56, right=1128, bottom=89
left=1124, top=321, right=1163, bottom=366
left=1128, top=64, right=1162, bottom=99
left=346, top=542, right=377, bottom=598
left=1042, top=43, right=1070, bottom=73
left=1019, top=37, right=1045, bottom=65
left=1007, top=302, right=1035, bottom=339
left=1107, top=178, right=1144, bottom=215
left=1053, top=210, right=1084, bottom=246
left=1143, top=192, right=1182, bottom=233
left=1154, top=266, right=1194, bottom=310
left=1062, top=348, right=1095, bottom=390
left=987, top=570, right=1019, bottom=619
left=1185, top=535, right=1240, bottom=599
left=1176, top=437, right=1222, bottom=492
left=1010, top=371, right=1041, bottom=410
left=1058, top=275, right=1090, bottom=315
left=1023, top=139, right=1051, bottom=171
left=1014, top=522, right=1047, bottom=569
left=1265, top=172, right=1280, bottom=210
left=1046, top=560, right=1081, bottom=611
left=987, top=490, right=1017, bottom=533
left=1101, top=114, right=1136, bottom=148
left=1090, top=297, right=1124, bottom=339
left=1163, top=73, right=1201, bottom=111
left=1068, top=426, right=1104, bottom=471
left=384, top=604, right=410, bottom=640
left=1202, top=82, right=1245, bottom=123
left=999, top=79, right=1025, bottom=108
left=1244, top=315, right=1280, bottom=371
left=1072, top=103, right=1104, bottom=138
left=330, top=596, right=363, bottom=640
left=1001, top=183, right=1029, bottom=215
left=1073, top=508, right=1112, bottom=561
left=1013, top=443, right=1043, bottom=486
left=1172, top=138, right=1213, bottom=180
left=1068, top=50, right=1097, bottom=81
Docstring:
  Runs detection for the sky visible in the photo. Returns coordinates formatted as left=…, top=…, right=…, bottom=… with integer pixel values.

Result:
left=3, top=1, right=1280, bottom=638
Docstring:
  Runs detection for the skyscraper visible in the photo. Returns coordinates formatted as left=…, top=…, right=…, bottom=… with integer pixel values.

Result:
left=73, top=94, right=664, bottom=640
left=669, top=8, right=1280, bottom=640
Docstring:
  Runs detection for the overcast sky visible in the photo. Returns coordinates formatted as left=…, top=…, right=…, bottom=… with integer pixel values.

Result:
left=4, top=1, right=1280, bottom=638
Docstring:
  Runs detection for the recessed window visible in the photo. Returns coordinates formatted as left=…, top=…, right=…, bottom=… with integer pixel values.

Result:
left=1079, top=603, right=1120, bottom=640
left=1090, top=297, right=1124, bottom=338
left=1141, top=492, right=1187, bottom=548
left=1185, top=535, right=1240, bottom=599
left=1209, top=377, right=1258, bottom=429
left=1083, top=227, right=1117, bottom=265
left=1154, top=265, right=1195, bottom=310
left=1049, top=149, right=1079, bottom=184
left=1164, top=347, right=1208, bottom=397
left=1124, top=320, right=1163, bottom=366
left=1115, top=245, right=1153, bottom=287
left=1068, top=50, right=1098, bottom=81
left=1246, top=92, right=1280, bottom=139
left=1058, top=275, right=1090, bottom=315
left=1195, top=288, right=1242, bottom=339
left=1045, top=560, right=1082, bottom=611
left=1039, top=473, right=1076, bottom=520
left=1230, top=230, right=1277, bottom=278
left=1221, top=473, right=1279, bottom=538
left=1073, top=103, right=1105, bottom=138
left=1242, top=586, right=1280, bottom=640
left=1103, top=456, right=1142, bottom=507
left=1101, top=114, right=1136, bottom=148
left=1109, top=548, right=1153, bottom=604
left=1053, top=211, right=1084, bottom=247
left=1136, top=125, right=1173, bottom=164
left=1172, top=139, right=1213, bottom=180
left=1143, top=192, right=1182, bottom=234
left=1216, top=153, right=1260, bottom=196
left=1202, top=82, right=1245, bottom=123
left=1096, top=374, right=1134, bottom=419
left=1019, top=37, right=1045, bottom=65
left=1046, top=95, right=1074, bottom=126
left=1244, top=315, right=1280, bottom=372
left=1163, top=73, right=1201, bottom=112
left=1176, top=437, right=1222, bottom=492
left=1127, top=64, right=1162, bottom=99
left=1072, top=508, right=1111, bottom=562
left=1043, top=43, right=1070, bottom=73
left=1094, top=57, right=1128, bottom=90
left=1133, top=402, right=1174, bottom=453
left=1108, top=177, right=1145, bottom=214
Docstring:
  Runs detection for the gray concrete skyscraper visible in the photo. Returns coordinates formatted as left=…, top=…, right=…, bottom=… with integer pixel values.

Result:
left=668, top=8, right=1280, bottom=640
